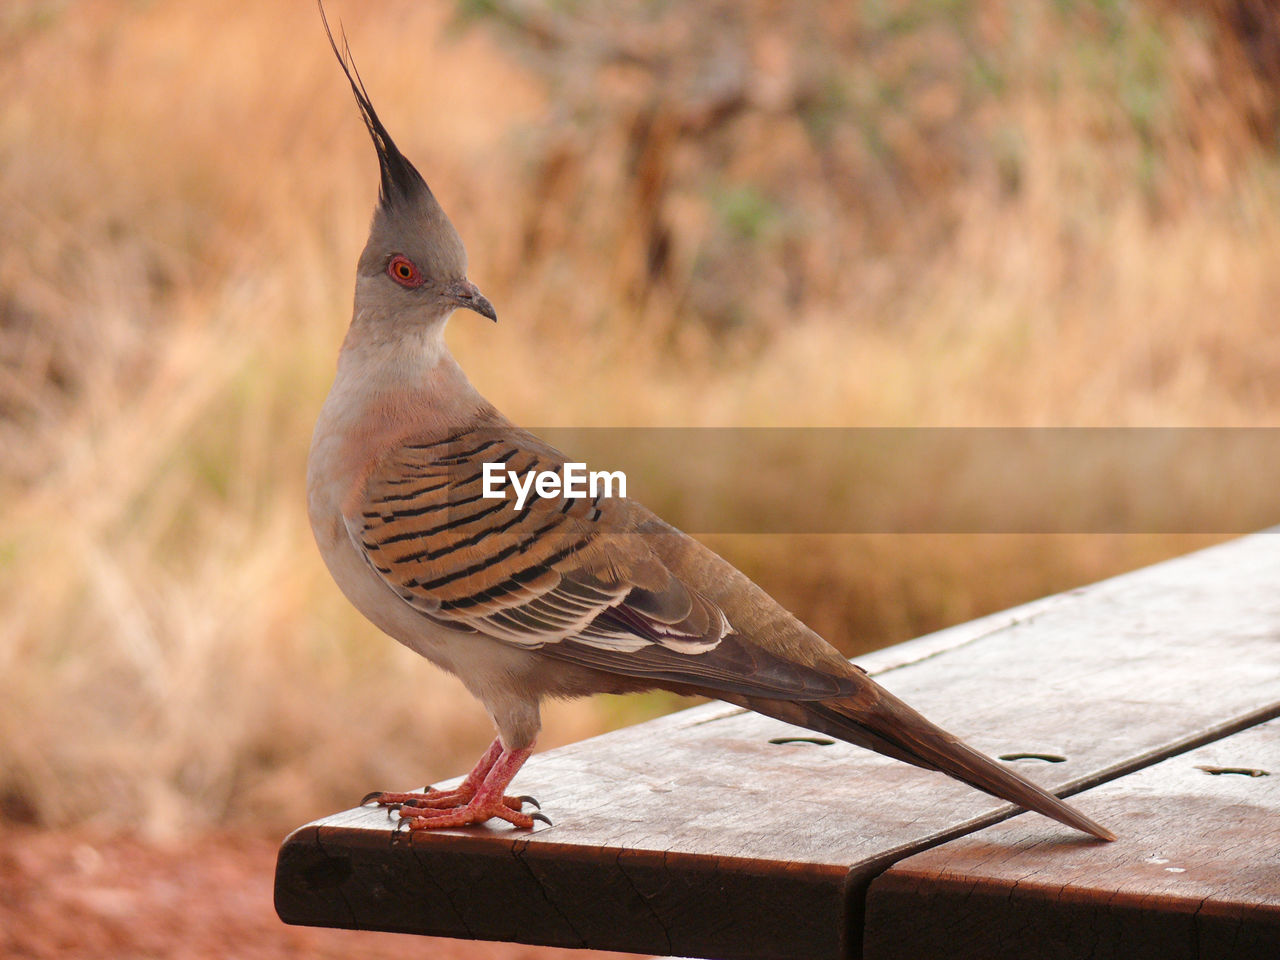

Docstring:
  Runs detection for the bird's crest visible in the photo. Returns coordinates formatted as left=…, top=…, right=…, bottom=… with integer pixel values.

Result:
left=318, top=1, right=431, bottom=211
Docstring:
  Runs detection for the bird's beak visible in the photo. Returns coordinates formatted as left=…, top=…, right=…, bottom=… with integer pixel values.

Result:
left=444, top=278, right=497, bottom=323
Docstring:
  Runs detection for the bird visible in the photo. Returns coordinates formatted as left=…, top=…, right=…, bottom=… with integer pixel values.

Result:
left=306, top=5, right=1115, bottom=842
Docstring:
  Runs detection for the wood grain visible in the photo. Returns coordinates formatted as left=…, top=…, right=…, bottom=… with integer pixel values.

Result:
left=276, top=533, right=1280, bottom=960
left=863, top=719, right=1280, bottom=960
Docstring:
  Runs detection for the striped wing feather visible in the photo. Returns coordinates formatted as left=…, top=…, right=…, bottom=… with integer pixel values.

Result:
left=352, top=428, right=729, bottom=653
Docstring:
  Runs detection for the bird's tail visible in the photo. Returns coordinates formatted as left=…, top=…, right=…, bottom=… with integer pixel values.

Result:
left=757, top=686, right=1116, bottom=842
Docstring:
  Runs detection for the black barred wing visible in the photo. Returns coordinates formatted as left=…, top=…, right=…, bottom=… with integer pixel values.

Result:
left=349, top=428, right=730, bottom=653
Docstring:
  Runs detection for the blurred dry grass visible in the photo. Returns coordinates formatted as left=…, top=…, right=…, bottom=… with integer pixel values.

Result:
left=0, top=0, right=1276, bottom=836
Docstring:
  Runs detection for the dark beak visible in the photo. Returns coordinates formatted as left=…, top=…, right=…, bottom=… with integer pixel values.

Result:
left=445, top=278, right=497, bottom=322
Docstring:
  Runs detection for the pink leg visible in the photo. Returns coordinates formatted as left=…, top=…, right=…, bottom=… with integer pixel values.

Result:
left=361, top=738, right=545, bottom=826
left=362, top=738, right=505, bottom=810
left=400, top=743, right=543, bottom=830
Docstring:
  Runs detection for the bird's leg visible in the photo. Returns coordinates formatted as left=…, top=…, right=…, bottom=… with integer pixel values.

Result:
left=396, top=743, right=546, bottom=830
left=361, top=738, right=538, bottom=816
left=363, top=738, right=502, bottom=810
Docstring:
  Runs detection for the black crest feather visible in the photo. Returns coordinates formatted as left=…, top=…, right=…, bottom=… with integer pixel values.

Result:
left=318, top=1, right=430, bottom=209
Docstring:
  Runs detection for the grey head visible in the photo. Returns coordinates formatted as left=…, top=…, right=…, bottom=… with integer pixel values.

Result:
left=320, top=2, right=496, bottom=325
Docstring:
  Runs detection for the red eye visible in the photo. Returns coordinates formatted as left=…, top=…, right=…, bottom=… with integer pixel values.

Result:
left=387, top=255, right=424, bottom=288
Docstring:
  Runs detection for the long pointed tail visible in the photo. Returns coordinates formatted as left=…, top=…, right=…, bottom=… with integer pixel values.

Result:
left=756, top=687, right=1116, bottom=841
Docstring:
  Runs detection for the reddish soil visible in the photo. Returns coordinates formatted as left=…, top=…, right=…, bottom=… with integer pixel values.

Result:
left=0, top=826, right=645, bottom=960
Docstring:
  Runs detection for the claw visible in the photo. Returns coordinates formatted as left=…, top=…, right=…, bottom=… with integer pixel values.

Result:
left=368, top=740, right=537, bottom=832
left=361, top=790, right=387, bottom=806
left=517, top=795, right=541, bottom=810
left=531, top=811, right=553, bottom=827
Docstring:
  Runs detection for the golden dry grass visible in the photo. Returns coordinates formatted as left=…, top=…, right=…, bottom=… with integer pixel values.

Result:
left=1, top=0, right=1276, bottom=835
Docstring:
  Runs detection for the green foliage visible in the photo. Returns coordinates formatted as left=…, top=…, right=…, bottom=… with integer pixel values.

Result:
left=451, top=0, right=1268, bottom=336
left=711, top=183, right=782, bottom=244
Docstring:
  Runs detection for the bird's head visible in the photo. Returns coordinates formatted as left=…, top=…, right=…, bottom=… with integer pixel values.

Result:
left=321, top=3, right=496, bottom=328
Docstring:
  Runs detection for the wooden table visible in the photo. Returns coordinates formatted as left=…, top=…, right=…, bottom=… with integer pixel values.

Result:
left=276, top=534, right=1280, bottom=959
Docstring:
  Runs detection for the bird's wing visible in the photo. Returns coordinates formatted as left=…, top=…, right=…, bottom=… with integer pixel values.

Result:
left=348, top=426, right=855, bottom=701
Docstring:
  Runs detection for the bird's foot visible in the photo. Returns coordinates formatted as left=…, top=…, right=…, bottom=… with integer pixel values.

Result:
left=362, top=787, right=538, bottom=814
left=361, top=738, right=542, bottom=830
left=395, top=793, right=552, bottom=831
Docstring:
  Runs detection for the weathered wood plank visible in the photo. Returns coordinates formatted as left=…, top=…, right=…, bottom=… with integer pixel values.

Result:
left=863, top=719, right=1280, bottom=960
left=276, top=533, right=1280, bottom=960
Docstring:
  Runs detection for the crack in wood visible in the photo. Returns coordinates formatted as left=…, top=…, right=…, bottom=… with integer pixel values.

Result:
left=509, top=838, right=588, bottom=948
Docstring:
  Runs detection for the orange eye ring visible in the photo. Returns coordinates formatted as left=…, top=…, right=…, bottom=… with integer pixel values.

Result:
left=387, top=254, right=424, bottom=288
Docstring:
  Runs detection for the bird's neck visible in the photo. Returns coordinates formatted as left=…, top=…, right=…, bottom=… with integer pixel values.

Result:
left=325, top=312, right=487, bottom=441
left=339, top=308, right=450, bottom=377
